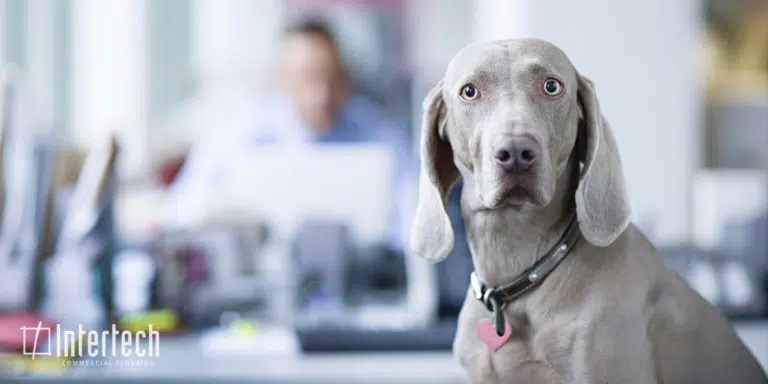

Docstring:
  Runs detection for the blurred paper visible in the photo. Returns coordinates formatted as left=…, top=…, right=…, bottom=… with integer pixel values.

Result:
left=199, top=325, right=300, bottom=357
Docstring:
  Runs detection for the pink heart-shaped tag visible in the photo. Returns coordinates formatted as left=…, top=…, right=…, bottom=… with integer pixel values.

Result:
left=476, top=319, right=511, bottom=351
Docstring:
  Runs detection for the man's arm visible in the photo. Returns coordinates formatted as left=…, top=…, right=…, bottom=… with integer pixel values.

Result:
left=372, top=118, right=419, bottom=254
left=160, top=91, right=274, bottom=229
left=162, top=129, right=236, bottom=229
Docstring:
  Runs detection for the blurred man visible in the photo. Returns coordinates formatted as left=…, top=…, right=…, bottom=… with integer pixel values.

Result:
left=165, top=19, right=416, bottom=252
left=278, top=21, right=350, bottom=135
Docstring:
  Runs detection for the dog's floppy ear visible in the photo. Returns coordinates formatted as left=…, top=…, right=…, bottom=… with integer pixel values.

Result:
left=575, top=75, right=632, bottom=247
left=410, top=79, right=460, bottom=262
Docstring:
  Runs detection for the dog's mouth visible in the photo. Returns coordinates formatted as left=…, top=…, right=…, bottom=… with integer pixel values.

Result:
left=500, top=185, right=540, bottom=207
left=504, top=185, right=536, bottom=203
left=484, top=180, right=544, bottom=209
left=479, top=160, right=550, bottom=209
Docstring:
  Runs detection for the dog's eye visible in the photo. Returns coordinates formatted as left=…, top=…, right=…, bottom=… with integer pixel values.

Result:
left=460, top=84, right=479, bottom=100
left=543, top=79, right=563, bottom=96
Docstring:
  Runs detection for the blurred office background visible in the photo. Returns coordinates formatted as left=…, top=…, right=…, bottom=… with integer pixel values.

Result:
left=0, top=0, right=766, bottom=381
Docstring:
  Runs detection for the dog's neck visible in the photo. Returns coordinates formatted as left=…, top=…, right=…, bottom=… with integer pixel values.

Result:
left=461, top=158, right=580, bottom=287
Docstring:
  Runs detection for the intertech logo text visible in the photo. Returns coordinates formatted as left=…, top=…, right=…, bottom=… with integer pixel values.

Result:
left=20, top=321, right=160, bottom=367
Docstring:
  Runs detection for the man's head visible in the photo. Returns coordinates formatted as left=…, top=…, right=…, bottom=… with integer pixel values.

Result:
left=277, top=19, right=349, bottom=133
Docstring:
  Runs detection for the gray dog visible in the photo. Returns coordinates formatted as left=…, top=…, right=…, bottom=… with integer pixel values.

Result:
left=410, top=38, right=768, bottom=384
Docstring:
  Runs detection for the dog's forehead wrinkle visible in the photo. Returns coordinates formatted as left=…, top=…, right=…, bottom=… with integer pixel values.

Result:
left=447, top=40, right=575, bottom=92
left=498, top=38, right=570, bottom=60
left=447, top=52, right=505, bottom=85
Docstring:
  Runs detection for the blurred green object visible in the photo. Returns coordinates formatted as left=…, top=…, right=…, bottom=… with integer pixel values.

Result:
left=230, top=318, right=258, bottom=338
left=119, top=309, right=179, bottom=333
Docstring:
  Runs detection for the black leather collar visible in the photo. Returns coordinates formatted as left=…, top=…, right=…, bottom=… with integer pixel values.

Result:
left=470, top=213, right=582, bottom=336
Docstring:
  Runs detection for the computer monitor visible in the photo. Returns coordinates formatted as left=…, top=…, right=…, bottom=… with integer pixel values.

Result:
left=218, top=143, right=394, bottom=247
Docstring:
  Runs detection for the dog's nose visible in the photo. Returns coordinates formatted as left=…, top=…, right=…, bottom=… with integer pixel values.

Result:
left=492, top=135, right=540, bottom=172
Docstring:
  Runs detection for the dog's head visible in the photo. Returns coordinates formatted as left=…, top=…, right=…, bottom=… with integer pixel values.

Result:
left=411, top=38, right=631, bottom=262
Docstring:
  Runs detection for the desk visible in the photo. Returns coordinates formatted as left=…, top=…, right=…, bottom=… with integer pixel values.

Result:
left=7, top=321, right=767, bottom=383
left=64, top=336, right=465, bottom=383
